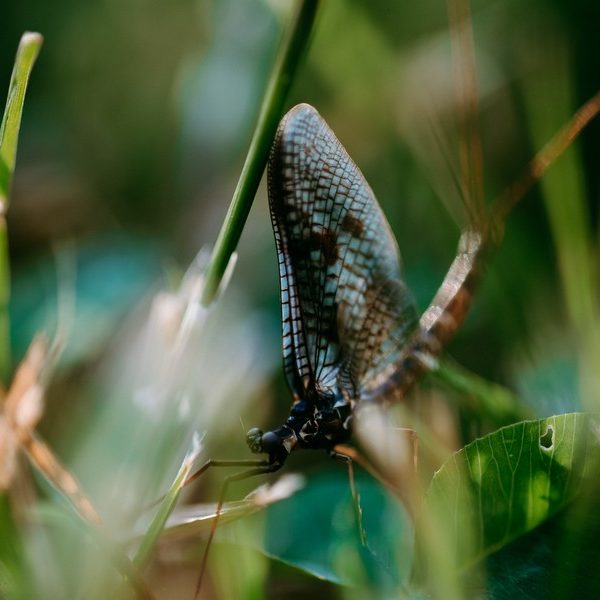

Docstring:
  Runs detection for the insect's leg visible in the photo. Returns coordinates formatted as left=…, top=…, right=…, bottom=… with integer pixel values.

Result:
left=330, top=449, right=366, bottom=546
left=184, top=458, right=271, bottom=487
left=374, top=426, right=419, bottom=518
left=145, top=459, right=271, bottom=511
left=195, top=462, right=281, bottom=599
left=332, top=443, right=402, bottom=496
left=395, top=427, right=418, bottom=475
left=336, top=428, right=419, bottom=518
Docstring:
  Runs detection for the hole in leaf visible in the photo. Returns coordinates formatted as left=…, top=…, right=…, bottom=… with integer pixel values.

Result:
left=539, top=425, right=554, bottom=450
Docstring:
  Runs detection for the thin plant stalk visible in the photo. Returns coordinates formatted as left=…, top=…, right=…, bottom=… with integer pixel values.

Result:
left=0, top=32, right=43, bottom=385
left=201, top=0, right=320, bottom=305
left=492, top=88, right=600, bottom=228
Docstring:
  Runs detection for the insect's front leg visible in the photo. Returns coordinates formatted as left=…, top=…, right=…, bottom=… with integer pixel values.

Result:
left=194, top=461, right=283, bottom=598
left=145, top=458, right=272, bottom=511
left=184, top=458, right=271, bottom=487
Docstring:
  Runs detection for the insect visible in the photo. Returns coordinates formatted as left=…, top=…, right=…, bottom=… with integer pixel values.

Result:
left=245, top=102, right=485, bottom=471
left=193, top=92, right=600, bottom=592
left=194, top=103, right=487, bottom=583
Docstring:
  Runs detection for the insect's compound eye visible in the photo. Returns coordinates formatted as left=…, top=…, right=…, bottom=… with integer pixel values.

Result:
left=246, top=427, right=264, bottom=454
left=260, top=431, right=283, bottom=456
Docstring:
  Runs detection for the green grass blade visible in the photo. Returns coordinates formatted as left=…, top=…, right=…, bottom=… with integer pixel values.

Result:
left=522, top=42, right=600, bottom=409
left=132, top=437, right=202, bottom=570
left=0, top=32, right=43, bottom=208
left=34, top=503, right=155, bottom=599
left=524, top=52, right=594, bottom=333
left=201, top=0, right=320, bottom=305
left=432, top=358, right=534, bottom=424
left=0, top=32, right=43, bottom=384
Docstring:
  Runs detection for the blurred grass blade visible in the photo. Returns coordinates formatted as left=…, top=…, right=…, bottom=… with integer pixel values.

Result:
left=201, top=0, right=320, bottom=305
left=3, top=335, right=103, bottom=525
left=21, top=432, right=103, bottom=525
left=158, top=474, right=305, bottom=543
left=35, top=504, right=156, bottom=600
left=0, top=32, right=43, bottom=385
left=493, top=87, right=600, bottom=229
left=520, top=43, right=600, bottom=409
left=447, top=0, right=485, bottom=226
left=132, top=434, right=203, bottom=570
left=0, top=32, right=42, bottom=204
left=431, top=358, right=533, bottom=424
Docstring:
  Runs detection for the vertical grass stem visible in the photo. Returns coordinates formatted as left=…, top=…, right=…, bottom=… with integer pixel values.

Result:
left=0, top=32, right=43, bottom=385
left=201, top=0, right=320, bottom=306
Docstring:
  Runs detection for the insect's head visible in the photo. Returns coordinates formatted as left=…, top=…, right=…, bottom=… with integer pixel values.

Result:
left=246, top=426, right=293, bottom=465
left=245, top=427, right=265, bottom=454
left=245, top=427, right=281, bottom=454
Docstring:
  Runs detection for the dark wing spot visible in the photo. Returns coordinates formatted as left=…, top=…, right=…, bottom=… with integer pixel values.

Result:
left=308, top=228, right=339, bottom=266
left=322, top=300, right=340, bottom=344
left=341, top=212, right=364, bottom=237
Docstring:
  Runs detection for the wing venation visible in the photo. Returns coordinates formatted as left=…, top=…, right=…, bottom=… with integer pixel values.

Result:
left=268, top=104, right=418, bottom=406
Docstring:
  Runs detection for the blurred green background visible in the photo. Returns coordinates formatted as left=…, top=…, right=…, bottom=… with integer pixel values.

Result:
left=3, top=0, right=598, bottom=369
left=2, top=0, right=600, bottom=597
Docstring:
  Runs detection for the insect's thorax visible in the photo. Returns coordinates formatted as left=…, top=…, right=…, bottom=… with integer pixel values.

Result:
left=246, top=388, right=353, bottom=468
left=287, top=388, right=354, bottom=448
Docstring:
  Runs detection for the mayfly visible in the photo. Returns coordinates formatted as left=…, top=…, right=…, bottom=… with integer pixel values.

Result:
left=189, top=104, right=485, bottom=501
left=244, top=102, right=484, bottom=471
left=191, top=102, right=490, bottom=591
left=188, top=83, right=600, bottom=590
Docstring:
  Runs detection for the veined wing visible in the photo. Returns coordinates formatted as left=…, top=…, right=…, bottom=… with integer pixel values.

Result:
left=267, top=104, right=418, bottom=405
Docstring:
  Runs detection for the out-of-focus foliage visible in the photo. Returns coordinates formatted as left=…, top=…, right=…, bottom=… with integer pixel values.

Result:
left=2, top=0, right=600, bottom=598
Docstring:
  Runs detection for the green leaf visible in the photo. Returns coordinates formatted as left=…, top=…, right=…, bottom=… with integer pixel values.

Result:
left=421, top=413, right=600, bottom=573
left=485, top=507, right=600, bottom=599
left=254, top=470, right=413, bottom=589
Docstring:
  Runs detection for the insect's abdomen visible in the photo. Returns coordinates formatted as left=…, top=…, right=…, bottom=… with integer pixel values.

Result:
left=419, top=230, right=484, bottom=350
left=367, top=230, right=486, bottom=403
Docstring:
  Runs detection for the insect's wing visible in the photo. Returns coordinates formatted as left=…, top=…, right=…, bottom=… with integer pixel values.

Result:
left=268, top=104, right=418, bottom=403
